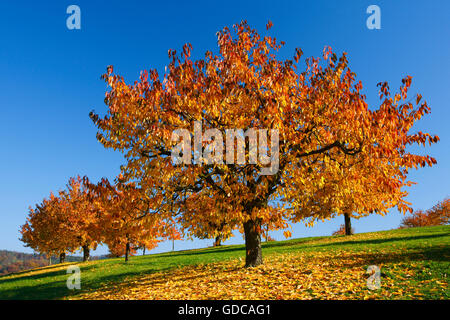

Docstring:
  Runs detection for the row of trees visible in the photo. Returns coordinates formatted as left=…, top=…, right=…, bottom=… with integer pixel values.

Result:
left=20, top=174, right=290, bottom=261
left=22, top=21, right=441, bottom=267
left=20, top=176, right=179, bottom=262
left=0, top=250, right=49, bottom=275
left=332, top=197, right=449, bottom=235
left=400, top=197, right=449, bottom=228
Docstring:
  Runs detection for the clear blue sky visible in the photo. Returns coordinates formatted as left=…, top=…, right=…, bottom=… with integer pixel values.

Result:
left=0, top=1, right=448, bottom=255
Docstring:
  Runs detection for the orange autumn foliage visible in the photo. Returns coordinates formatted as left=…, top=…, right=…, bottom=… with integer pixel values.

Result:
left=400, top=198, right=450, bottom=228
left=90, top=21, right=439, bottom=267
left=20, top=176, right=100, bottom=258
left=91, top=177, right=175, bottom=260
left=20, top=175, right=174, bottom=261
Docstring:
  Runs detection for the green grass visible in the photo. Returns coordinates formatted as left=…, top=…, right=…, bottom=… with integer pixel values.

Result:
left=0, top=225, right=449, bottom=300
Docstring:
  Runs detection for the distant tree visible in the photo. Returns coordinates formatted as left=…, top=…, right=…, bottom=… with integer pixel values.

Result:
left=92, top=177, right=172, bottom=262
left=20, top=192, right=74, bottom=260
left=64, top=176, right=102, bottom=262
left=400, top=198, right=449, bottom=228
left=20, top=176, right=102, bottom=262
left=0, top=250, right=52, bottom=275
left=332, top=224, right=355, bottom=236
left=179, top=194, right=235, bottom=247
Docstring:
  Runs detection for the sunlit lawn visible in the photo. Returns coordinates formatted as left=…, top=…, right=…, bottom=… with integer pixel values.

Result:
left=0, top=225, right=448, bottom=300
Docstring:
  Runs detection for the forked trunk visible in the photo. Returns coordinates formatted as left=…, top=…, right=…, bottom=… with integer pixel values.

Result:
left=344, top=212, right=353, bottom=235
left=243, top=219, right=263, bottom=267
left=82, top=245, right=90, bottom=262
left=59, top=252, right=66, bottom=263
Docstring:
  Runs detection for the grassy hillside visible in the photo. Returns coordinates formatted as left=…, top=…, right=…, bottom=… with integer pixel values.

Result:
left=0, top=225, right=448, bottom=300
left=0, top=250, right=109, bottom=276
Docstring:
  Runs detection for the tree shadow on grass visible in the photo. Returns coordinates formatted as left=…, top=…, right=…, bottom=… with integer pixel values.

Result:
left=0, top=263, right=177, bottom=300
left=80, top=265, right=244, bottom=299
left=164, top=237, right=326, bottom=259
left=2, top=229, right=448, bottom=299
left=43, top=246, right=449, bottom=300
left=3, top=245, right=447, bottom=300
left=0, top=253, right=238, bottom=300
left=312, top=233, right=450, bottom=250
left=156, top=244, right=246, bottom=259
left=262, top=237, right=327, bottom=250
left=331, top=246, right=450, bottom=269
left=0, top=262, right=108, bottom=286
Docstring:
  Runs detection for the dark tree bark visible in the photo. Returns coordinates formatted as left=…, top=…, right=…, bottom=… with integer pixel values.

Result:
left=243, top=219, right=263, bottom=267
left=59, top=252, right=66, bottom=263
left=142, top=247, right=146, bottom=256
left=82, top=245, right=90, bottom=262
left=213, top=235, right=222, bottom=247
left=125, top=242, right=130, bottom=262
left=344, top=212, right=353, bottom=235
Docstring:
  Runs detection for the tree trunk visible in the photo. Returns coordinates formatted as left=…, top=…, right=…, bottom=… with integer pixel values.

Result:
left=214, top=235, right=222, bottom=247
left=59, top=252, right=66, bottom=263
left=243, top=219, right=263, bottom=267
left=82, top=245, right=90, bottom=262
left=125, top=242, right=130, bottom=262
left=344, top=212, right=353, bottom=235
left=142, top=247, right=146, bottom=256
